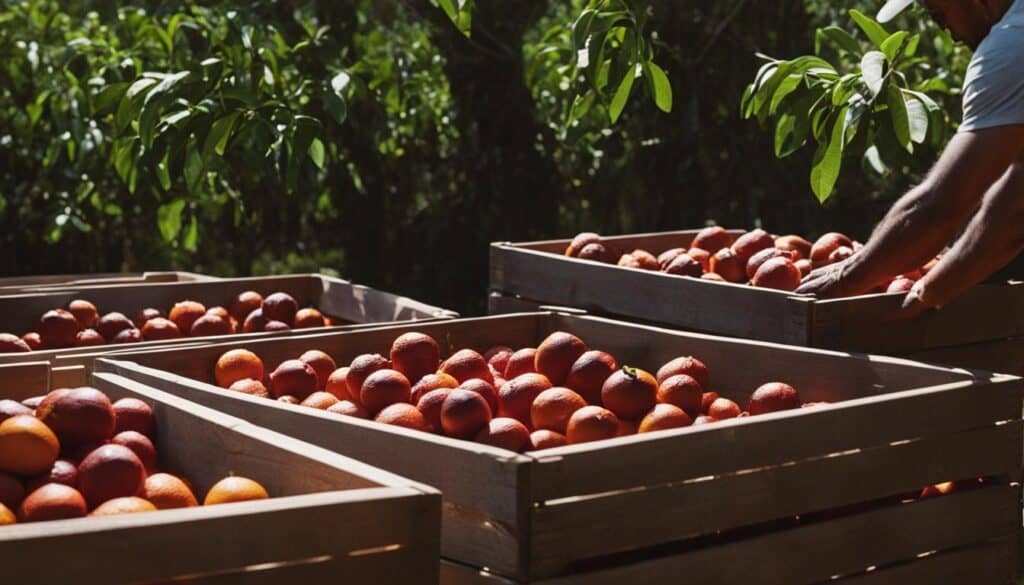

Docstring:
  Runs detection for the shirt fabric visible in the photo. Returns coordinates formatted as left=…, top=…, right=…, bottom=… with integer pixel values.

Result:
left=959, top=0, right=1024, bottom=132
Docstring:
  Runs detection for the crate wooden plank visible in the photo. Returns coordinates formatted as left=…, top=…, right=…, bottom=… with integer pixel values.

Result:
left=903, top=337, right=1024, bottom=377
left=191, top=546, right=431, bottom=585
left=830, top=537, right=1018, bottom=585
left=0, top=361, right=50, bottom=397
left=529, top=422, right=1021, bottom=576
left=0, top=271, right=216, bottom=294
left=490, top=243, right=814, bottom=344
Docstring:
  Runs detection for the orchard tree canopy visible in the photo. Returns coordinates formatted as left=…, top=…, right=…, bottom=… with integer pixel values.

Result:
left=0, top=0, right=967, bottom=314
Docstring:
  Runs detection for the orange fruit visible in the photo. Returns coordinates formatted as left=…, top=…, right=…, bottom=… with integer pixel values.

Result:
left=458, top=379, right=499, bottom=414
left=528, top=430, right=568, bottom=451
left=113, top=398, right=155, bottom=439
left=141, top=318, right=181, bottom=341
left=0, top=415, right=60, bottom=476
left=262, top=292, right=298, bottom=325
left=390, top=332, right=442, bottom=385
left=269, top=359, right=318, bottom=401
left=360, top=369, right=412, bottom=414
left=751, top=257, right=801, bottom=291
left=731, top=228, right=774, bottom=264
left=748, top=382, right=801, bottom=415
left=0, top=472, right=26, bottom=509
left=638, top=404, right=693, bottom=433
left=277, top=395, right=299, bottom=405
left=215, top=349, right=265, bottom=389
left=709, top=248, right=746, bottom=283
left=920, top=481, right=956, bottom=499
left=439, top=349, right=494, bottom=385
left=111, top=431, right=157, bottom=474
left=774, top=235, right=812, bottom=260
left=242, top=308, right=268, bottom=333
left=21, top=332, right=43, bottom=350
left=691, top=226, right=733, bottom=253
left=564, top=350, right=618, bottom=405
left=68, top=299, right=99, bottom=329
left=229, top=291, right=264, bottom=322
left=228, top=378, right=270, bottom=398
left=324, top=367, right=352, bottom=401
left=830, top=246, right=855, bottom=264
left=206, top=306, right=231, bottom=322
left=189, top=314, right=231, bottom=337
left=810, top=232, right=853, bottom=267
left=565, top=232, right=602, bottom=257
left=484, top=346, right=514, bottom=375
left=708, top=397, right=741, bottom=420
left=0, top=333, right=31, bottom=353
left=664, top=253, right=703, bottom=277
left=168, top=301, right=207, bottom=335
left=96, top=312, right=133, bottom=342
left=73, top=329, right=106, bottom=347
left=578, top=242, right=615, bottom=263
left=204, top=476, right=269, bottom=505
left=656, top=356, right=710, bottom=390
left=657, top=248, right=687, bottom=270
left=794, top=258, right=813, bottom=278
left=294, top=308, right=326, bottom=329
left=415, top=389, right=452, bottom=433
left=887, top=277, right=916, bottom=293
left=24, top=460, right=78, bottom=493
left=0, top=502, right=14, bottom=525
left=265, top=320, right=291, bottom=332
left=111, top=328, right=142, bottom=344
left=657, top=374, right=703, bottom=418
left=628, top=249, right=660, bottom=271
left=90, top=496, right=156, bottom=516
left=132, top=308, right=164, bottom=329
left=440, top=389, right=492, bottom=439
left=301, top=391, right=340, bottom=410
left=498, top=373, right=553, bottom=425
left=687, top=248, right=711, bottom=272
left=375, top=403, right=431, bottom=432
left=701, top=272, right=726, bottom=282
left=39, top=309, right=80, bottom=349
left=618, top=253, right=645, bottom=270
left=504, top=348, right=538, bottom=379
left=566, top=406, right=620, bottom=444
left=0, top=400, right=32, bottom=423
left=346, top=354, right=391, bottom=405
left=327, top=400, right=369, bottom=419
left=535, top=332, right=588, bottom=386
left=531, top=387, right=586, bottom=434
left=600, top=367, right=657, bottom=420
left=475, top=418, right=530, bottom=452
left=17, top=484, right=87, bottom=522
left=77, top=444, right=147, bottom=509
left=299, top=350, right=338, bottom=392
left=617, top=418, right=638, bottom=436
left=411, top=373, right=459, bottom=403
left=746, top=248, right=795, bottom=280
left=693, top=415, right=718, bottom=425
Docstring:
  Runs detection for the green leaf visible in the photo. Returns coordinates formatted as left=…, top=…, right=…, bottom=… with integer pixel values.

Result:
left=849, top=9, right=890, bottom=49
left=886, top=84, right=912, bottom=152
left=157, top=198, right=186, bottom=243
left=810, top=107, right=848, bottom=202
left=184, top=147, right=203, bottom=194
left=769, top=74, right=802, bottom=115
left=864, top=145, right=887, bottom=174
left=203, top=111, right=240, bottom=159
left=93, top=82, right=130, bottom=115
left=643, top=61, right=672, bottom=113
left=309, top=138, right=325, bottom=169
left=183, top=215, right=198, bottom=252
left=156, top=150, right=171, bottom=190
left=609, top=63, right=637, bottom=124
left=572, top=9, right=598, bottom=51
left=774, top=113, right=797, bottom=157
left=860, top=51, right=885, bottom=97
left=905, top=93, right=929, bottom=143
left=881, top=31, right=910, bottom=62
left=819, top=26, right=862, bottom=55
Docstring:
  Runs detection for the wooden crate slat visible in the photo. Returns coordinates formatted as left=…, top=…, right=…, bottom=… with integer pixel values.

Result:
left=829, top=536, right=1018, bottom=585
left=529, top=422, right=1021, bottom=577
left=490, top=244, right=813, bottom=344
left=903, top=336, right=1024, bottom=377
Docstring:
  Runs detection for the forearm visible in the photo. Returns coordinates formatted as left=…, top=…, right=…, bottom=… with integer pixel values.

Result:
left=838, top=184, right=970, bottom=294
left=912, top=163, right=1024, bottom=308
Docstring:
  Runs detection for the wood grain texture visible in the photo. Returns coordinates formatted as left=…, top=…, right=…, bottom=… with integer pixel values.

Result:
left=0, top=271, right=216, bottom=294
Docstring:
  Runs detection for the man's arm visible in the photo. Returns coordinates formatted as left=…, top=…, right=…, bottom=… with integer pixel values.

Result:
left=797, top=125, right=1024, bottom=297
left=905, top=154, right=1024, bottom=311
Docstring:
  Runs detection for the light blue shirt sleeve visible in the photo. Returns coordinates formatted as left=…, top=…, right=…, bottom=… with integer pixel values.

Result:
left=959, top=1, right=1024, bottom=132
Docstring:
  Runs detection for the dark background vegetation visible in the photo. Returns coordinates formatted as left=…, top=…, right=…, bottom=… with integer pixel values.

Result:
left=0, top=1, right=961, bottom=314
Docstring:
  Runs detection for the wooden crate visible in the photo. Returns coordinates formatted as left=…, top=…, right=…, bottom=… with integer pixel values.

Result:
left=0, top=273, right=458, bottom=385
left=0, top=361, right=440, bottom=584
left=93, top=312, right=1023, bottom=584
left=489, top=231, right=1024, bottom=374
left=0, top=271, right=216, bottom=294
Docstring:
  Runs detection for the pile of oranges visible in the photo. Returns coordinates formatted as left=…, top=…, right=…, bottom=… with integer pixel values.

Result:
left=0, top=388, right=269, bottom=525
left=566, top=228, right=940, bottom=293
left=210, top=331, right=817, bottom=453
left=0, top=290, right=335, bottom=353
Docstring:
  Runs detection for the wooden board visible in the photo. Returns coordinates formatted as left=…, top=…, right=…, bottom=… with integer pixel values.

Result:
left=490, top=232, right=1024, bottom=355
left=94, top=312, right=1023, bottom=583
left=0, top=273, right=457, bottom=386
left=0, top=271, right=216, bottom=294
left=0, top=364, right=441, bottom=585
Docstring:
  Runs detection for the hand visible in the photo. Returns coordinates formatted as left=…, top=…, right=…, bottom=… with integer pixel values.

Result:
left=794, top=261, right=850, bottom=297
